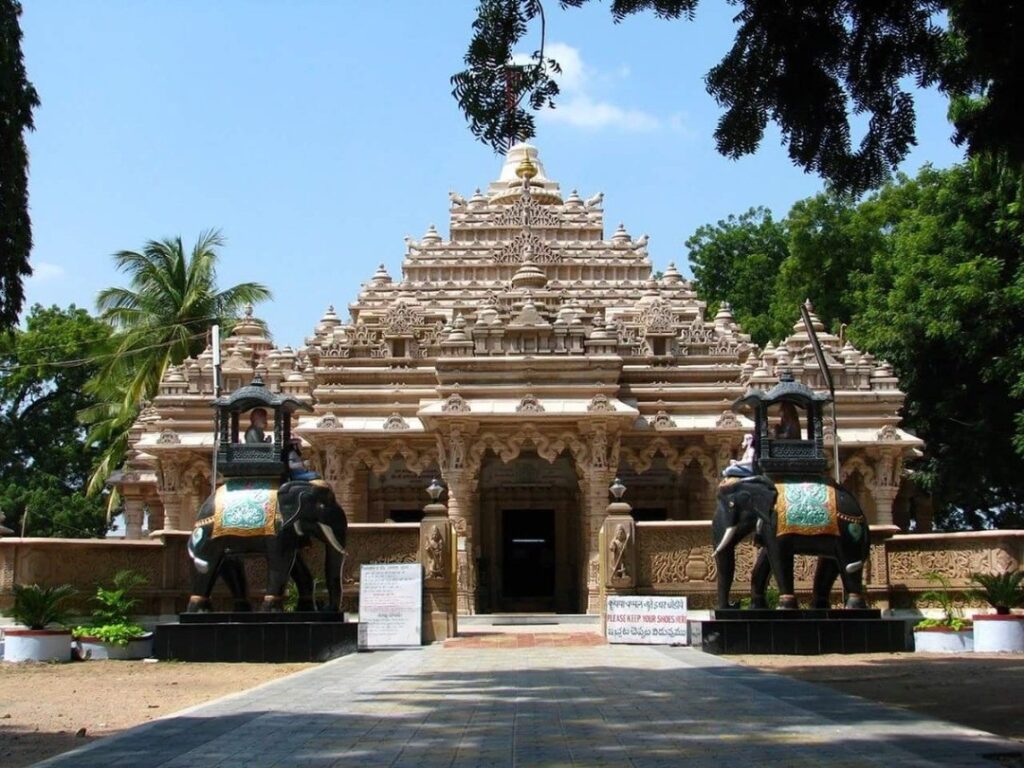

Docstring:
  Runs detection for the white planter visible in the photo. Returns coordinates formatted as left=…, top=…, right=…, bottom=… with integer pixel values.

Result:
left=75, top=633, right=153, bottom=660
left=3, top=629, right=72, bottom=662
left=973, top=615, right=1024, bottom=653
left=914, top=627, right=974, bottom=653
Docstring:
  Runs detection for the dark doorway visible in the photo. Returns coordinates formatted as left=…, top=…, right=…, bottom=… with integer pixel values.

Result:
left=501, top=510, right=555, bottom=611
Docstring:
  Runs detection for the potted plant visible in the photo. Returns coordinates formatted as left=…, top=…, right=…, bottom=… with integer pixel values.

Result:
left=3, top=584, right=76, bottom=662
left=72, top=570, right=152, bottom=660
left=969, top=571, right=1024, bottom=653
left=913, top=572, right=973, bottom=652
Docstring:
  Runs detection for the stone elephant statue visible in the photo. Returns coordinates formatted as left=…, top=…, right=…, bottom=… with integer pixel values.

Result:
left=187, top=479, right=348, bottom=612
left=713, top=476, right=870, bottom=610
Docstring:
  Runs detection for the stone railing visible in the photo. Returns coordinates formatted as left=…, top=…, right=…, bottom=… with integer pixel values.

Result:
left=886, top=530, right=1024, bottom=609
left=0, top=523, right=422, bottom=618
left=0, top=534, right=190, bottom=616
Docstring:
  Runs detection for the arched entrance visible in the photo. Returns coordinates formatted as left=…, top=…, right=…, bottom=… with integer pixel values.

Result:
left=477, top=450, right=582, bottom=613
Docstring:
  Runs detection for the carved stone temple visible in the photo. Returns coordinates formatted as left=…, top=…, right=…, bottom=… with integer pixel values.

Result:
left=112, top=144, right=930, bottom=615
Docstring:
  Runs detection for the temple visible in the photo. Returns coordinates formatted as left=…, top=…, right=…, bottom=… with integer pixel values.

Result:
left=113, top=144, right=925, bottom=614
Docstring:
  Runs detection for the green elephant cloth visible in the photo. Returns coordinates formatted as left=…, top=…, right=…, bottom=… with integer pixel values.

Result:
left=774, top=481, right=840, bottom=537
left=212, top=479, right=280, bottom=538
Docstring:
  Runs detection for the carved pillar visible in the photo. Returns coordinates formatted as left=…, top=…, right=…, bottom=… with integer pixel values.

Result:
left=123, top=497, right=145, bottom=540
left=583, top=423, right=617, bottom=613
left=420, top=480, right=456, bottom=643
left=872, top=451, right=903, bottom=527
left=439, top=425, right=479, bottom=614
left=154, top=458, right=186, bottom=534
left=602, top=480, right=636, bottom=601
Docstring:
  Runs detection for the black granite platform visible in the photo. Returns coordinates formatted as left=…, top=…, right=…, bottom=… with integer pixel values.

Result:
left=690, top=609, right=911, bottom=655
left=154, top=613, right=357, bottom=662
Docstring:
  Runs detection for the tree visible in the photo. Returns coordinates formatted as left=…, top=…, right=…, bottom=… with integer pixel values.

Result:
left=0, top=0, right=40, bottom=331
left=686, top=161, right=1024, bottom=529
left=453, top=1, right=1023, bottom=194
left=685, top=207, right=788, bottom=346
left=84, top=230, right=271, bottom=495
left=0, top=305, right=113, bottom=537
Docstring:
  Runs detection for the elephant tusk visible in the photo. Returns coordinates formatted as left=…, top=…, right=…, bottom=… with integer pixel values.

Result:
left=319, top=522, right=346, bottom=554
left=713, top=525, right=738, bottom=557
left=845, top=560, right=864, bottom=574
left=294, top=521, right=305, bottom=537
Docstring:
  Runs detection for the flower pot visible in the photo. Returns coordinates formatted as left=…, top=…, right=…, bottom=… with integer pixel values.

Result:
left=972, top=615, right=1024, bottom=653
left=75, top=632, right=153, bottom=660
left=913, top=627, right=974, bottom=653
left=3, top=629, right=72, bottom=662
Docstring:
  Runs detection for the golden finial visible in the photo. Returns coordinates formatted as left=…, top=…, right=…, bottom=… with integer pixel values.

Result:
left=515, top=153, right=538, bottom=181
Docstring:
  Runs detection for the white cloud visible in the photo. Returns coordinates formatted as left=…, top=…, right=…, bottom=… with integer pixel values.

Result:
left=29, top=262, right=67, bottom=282
left=514, top=42, right=661, bottom=132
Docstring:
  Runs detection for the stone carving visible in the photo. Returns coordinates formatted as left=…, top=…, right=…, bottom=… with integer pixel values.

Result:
left=637, top=299, right=675, bottom=335
left=316, top=411, right=341, bottom=429
left=383, top=412, right=410, bottom=431
left=342, top=528, right=419, bottom=585
left=425, top=525, right=446, bottom=579
left=496, top=193, right=561, bottom=228
left=877, top=424, right=900, bottom=442
left=677, top=317, right=717, bottom=347
left=516, top=394, right=545, bottom=413
left=608, top=524, right=630, bottom=580
left=586, top=394, right=615, bottom=413
left=156, top=429, right=181, bottom=445
left=441, top=393, right=471, bottom=413
left=495, top=231, right=560, bottom=264
left=651, top=410, right=675, bottom=430
left=383, top=302, right=420, bottom=336
left=714, top=410, right=741, bottom=429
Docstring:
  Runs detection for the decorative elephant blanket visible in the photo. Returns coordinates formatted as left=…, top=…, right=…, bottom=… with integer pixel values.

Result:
left=774, top=481, right=839, bottom=537
left=212, top=479, right=279, bottom=538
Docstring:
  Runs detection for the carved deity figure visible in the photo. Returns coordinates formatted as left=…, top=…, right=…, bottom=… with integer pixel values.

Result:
left=425, top=525, right=446, bottom=579
left=609, top=524, right=630, bottom=580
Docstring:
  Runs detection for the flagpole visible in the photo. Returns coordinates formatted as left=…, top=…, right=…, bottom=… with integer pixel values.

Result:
left=800, top=300, right=841, bottom=483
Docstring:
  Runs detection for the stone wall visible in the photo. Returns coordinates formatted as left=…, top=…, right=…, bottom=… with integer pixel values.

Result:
left=631, top=523, right=1024, bottom=610
left=3, top=527, right=1021, bottom=616
left=0, top=523, right=421, bottom=618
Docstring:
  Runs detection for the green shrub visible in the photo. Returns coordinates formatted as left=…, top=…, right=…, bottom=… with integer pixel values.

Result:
left=72, top=622, right=146, bottom=646
left=8, top=584, right=76, bottom=629
left=90, top=569, right=148, bottom=625
left=914, top=572, right=971, bottom=631
left=969, top=571, right=1024, bottom=615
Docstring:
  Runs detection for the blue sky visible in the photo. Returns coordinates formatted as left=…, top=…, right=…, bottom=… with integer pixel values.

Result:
left=21, top=1, right=964, bottom=348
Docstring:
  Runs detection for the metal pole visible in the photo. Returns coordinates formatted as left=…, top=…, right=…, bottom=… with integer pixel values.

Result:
left=830, top=400, right=840, bottom=484
left=211, top=325, right=222, bottom=487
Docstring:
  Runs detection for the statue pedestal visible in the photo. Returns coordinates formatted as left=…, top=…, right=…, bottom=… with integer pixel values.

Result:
left=153, top=612, right=356, bottom=662
left=689, top=608, right=911, bottom=655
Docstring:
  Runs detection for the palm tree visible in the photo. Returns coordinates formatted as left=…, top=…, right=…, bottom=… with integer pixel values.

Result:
left=84, top=229, right=271, bottom=496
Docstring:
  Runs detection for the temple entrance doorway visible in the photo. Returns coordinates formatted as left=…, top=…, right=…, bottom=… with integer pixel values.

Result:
left=478, top=450, right=581, bottom=613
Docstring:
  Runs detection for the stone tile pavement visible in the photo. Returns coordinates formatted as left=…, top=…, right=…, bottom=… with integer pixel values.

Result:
left=35, top=635, right=1023, bottom=767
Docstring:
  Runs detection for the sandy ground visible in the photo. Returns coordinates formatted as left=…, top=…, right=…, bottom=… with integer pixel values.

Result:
left=0, top=660, right=313, bottom=768
left=732, top=652, right=1024, bottom=744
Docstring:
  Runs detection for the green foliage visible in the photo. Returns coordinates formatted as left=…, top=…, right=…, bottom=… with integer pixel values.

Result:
left=0, top=0, right=40, bottom=331
left=454, top=2, right=1022, bottom=194
left=969, top=571, right=1024, bottom=614
left=71, top=623, right=146, bottom=647
left=686, top=207, right=789, bottom=346
left=687, top=160, right=1024, bottom=529
left=89, top=569, right=148, bottom=626
left=914, top=571, right=968, bottom=630
left=84, top=231, right=271, bottom=496
left=7, top=583, right=75, bottom=629
left=0, top=305, right=114, bottom=537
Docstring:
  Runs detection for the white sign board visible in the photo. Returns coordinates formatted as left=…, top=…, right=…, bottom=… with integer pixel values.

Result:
left=606, top=596, right=688, bottom=645
left=358, top=563, right=422, bottom=649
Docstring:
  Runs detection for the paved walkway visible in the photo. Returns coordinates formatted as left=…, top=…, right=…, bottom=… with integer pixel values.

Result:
left=37, top=636, right=1022, bottom=768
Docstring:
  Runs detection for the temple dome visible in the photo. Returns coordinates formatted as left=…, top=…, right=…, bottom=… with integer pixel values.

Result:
left=488, top=143, right=563, bottom=204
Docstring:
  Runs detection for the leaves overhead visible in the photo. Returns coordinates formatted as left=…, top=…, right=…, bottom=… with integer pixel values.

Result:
left=452, top=0, right=1023, bottom=194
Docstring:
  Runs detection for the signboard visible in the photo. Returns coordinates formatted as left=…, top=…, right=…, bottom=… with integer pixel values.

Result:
left=606, top=596, right=688, bottom=645
left=357, top=563, right=422, bottom=649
